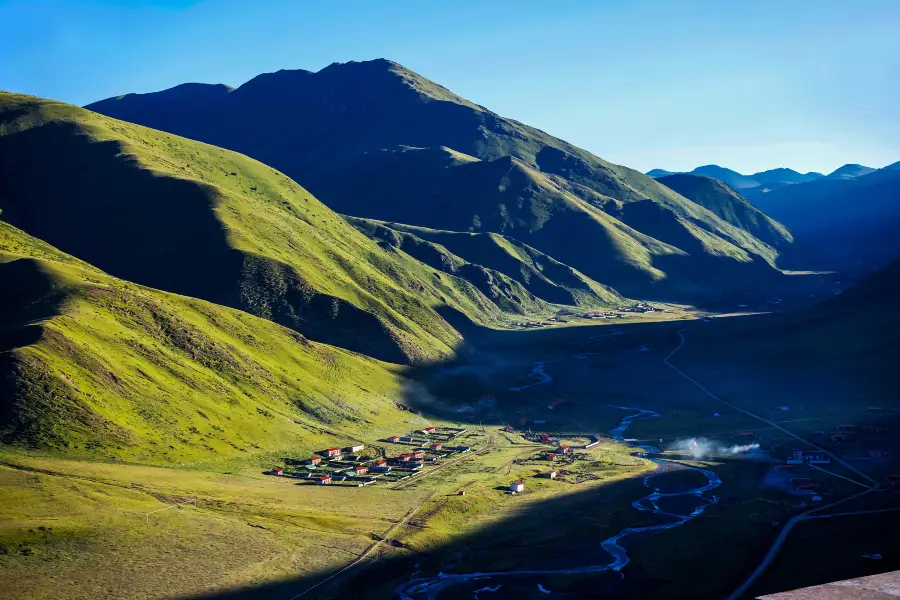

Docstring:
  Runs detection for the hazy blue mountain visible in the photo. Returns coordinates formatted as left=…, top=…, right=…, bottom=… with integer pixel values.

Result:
left=689, top=165, right=760, bottom=189
left=827, top=163, right=876, bottom=180
left=750, top=168, right=823, bottom=186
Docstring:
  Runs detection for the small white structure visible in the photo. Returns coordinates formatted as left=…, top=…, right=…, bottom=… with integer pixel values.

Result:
left=510, top=481, right=525, bottom=493
left=347, top=444, right=365, bottom=453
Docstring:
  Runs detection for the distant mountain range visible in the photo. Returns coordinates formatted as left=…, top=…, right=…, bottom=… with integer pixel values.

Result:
left=650, top=162, right=900, bottom=267
left=87, top=59, right=794, bottom=302
left=646, top=163, right=881, bottom=191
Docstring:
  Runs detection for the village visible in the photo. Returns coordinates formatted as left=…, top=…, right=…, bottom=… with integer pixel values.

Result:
left=514, top=303, right=662, bottom=328
left=266, top=425, right=472, bottom=487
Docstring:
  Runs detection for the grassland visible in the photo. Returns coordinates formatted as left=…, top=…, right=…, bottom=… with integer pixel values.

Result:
left=0, top=221, right=418, bottom=463
left=0, top=91, right=573, bottom=366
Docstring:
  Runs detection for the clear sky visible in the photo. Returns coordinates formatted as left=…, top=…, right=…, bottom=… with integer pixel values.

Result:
left=2, top=0, right=898, bottom=174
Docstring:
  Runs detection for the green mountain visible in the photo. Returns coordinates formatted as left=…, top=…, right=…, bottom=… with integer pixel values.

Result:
left=656, top=174, right=792, bottom=249
left=0, top=221, right=412, bottom=463
left=0, top=92, right=570, bottom=366
left=87, top=60, right=792, bottom=301
left=347, top=217, right=622, bottom=308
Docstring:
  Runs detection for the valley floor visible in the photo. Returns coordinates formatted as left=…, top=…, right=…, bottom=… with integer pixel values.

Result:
left=1, top=310, right=897, bottom=600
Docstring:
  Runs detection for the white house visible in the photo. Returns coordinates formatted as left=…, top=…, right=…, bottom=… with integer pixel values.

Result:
left=510, top=481, right=525, bottom=493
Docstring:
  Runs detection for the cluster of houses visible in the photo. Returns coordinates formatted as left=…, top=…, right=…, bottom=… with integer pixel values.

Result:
left=582, top=311, right=621, bottom=319
left=619, top=303, right=658, bottom=313
left=268, top=427, right=478, bottom=487
left=514, top=320, right=556, bottom=328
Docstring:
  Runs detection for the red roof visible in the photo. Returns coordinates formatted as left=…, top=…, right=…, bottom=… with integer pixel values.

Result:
left=274, top=467, right=283, bottom=472
left=389, top=435, right=399, bottom=439
left=514, top=480, right=524, bottom=485
left=354, top=466, right=367, bottom=471
left=327, top=447, right=340, bottom=451
left=375, top=460, right=387, bottom=465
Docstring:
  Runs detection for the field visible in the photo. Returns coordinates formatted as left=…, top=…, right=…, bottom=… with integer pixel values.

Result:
left=2, top=304, right=897, bottom=600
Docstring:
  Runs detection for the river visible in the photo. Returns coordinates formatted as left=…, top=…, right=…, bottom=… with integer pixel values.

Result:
left=396, top=406, right=722, bottom=599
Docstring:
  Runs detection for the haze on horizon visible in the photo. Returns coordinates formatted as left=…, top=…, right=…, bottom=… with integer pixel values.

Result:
left=2, top=0, right=898, bottom=174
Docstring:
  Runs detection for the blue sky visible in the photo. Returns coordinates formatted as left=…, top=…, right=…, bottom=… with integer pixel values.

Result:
left=2, top=0, right=898, bottom=174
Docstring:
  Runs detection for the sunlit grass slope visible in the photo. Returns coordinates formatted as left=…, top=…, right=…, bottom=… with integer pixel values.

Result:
left=0, top=221, right=415, bottom=463
left=349, top=216, right=623, bottom=307
left=0, top=92, right=550, bottom=365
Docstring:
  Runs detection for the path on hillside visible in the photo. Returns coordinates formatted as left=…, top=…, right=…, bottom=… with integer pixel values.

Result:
left=662, top=329, right=892, bottom=600
left=394, top=407, right=722, bottom=600
left=664, top=329, right=878, bottom=488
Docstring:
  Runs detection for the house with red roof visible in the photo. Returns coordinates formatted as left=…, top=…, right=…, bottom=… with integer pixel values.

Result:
left=273, top=467, right=284, bottom=476
left=306, top=456, right=322, bottom=466
left=509, top=481, right=525, bottom=493
left=323, top=447, right=342, bottom=458
left=353, top=465, right=368, bottom=475
left=318, top=475, right=333, bottom=485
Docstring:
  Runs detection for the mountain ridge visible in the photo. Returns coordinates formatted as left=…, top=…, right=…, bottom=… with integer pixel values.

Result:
left=87, top=59, right=793, bottom=302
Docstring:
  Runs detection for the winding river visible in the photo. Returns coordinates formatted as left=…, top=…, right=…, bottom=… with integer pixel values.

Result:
left=396, top=406, right=722, bottom=599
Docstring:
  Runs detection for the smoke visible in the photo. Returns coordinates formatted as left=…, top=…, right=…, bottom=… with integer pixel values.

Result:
left=670, top=437, right=763, bottom=459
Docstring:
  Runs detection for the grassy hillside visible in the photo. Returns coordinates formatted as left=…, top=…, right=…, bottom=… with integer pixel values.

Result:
left=349, top=216, right=622, bottom=307
left=0, top=221, right=419, bottom=464
left=303, top=146, right=785, bottom=300
left=0, top=92, right=566, bottom=365
left=656, top=173, right=793, bottom=248
left=86, top=59, right=791, bottom=302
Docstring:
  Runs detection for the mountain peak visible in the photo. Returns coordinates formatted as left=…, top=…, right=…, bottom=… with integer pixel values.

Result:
left=827, top=163, right=876, bottom=179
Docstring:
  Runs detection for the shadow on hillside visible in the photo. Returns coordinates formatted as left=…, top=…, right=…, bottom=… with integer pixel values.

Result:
left=182, top=451, right=770, bottom=600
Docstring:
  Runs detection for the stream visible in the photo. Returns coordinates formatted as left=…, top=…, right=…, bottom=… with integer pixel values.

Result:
left=396, top=406, right=722, bottom=599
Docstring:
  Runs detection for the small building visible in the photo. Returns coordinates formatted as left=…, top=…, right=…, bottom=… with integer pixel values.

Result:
left=544, top=453, right=557, bottom=460
left=398, top=453, right=413, bottom=462
left=558, top=445, right=571, bottom=454
left=307, top=456, right=322, bottom=466
left=510, top=481, right=525, bottom=493
left=503, top=426, right=515, bottom=432
left=353, top=465, right=368, bottom=475
left=412, top=450, right=425, bottom=459
left=318, top=475, right=333, bottom=485
left=399, top=436, right=413, bottom=442
left=422, top=426, right=437, bottom=434
left=323, top=447, right=342, bottom=458
left=786, top=449, right=830, bottom=465
left=547, top=470, right=558, bottom=480
left=346, top=444, right=365, bottom=453
left=430, top=443, right=443, bottom=451
left=388, top=435, right=400, bottom=443
left=273, top=467, right=284, bottom=476
left=371, top=460, right=391, bottom=472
